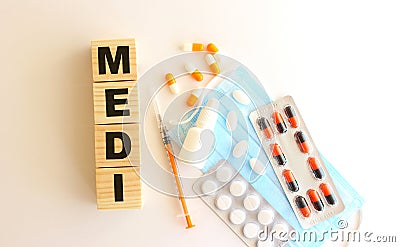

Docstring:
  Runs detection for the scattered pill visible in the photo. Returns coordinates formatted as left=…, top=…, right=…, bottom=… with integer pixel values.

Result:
left=243, top=222, right=260, bottom=239
left=232, top=90, right=251, bottom=105
left=201, top=180, right=218, bottom=195
left=185, top=63, right=203, bottom=81
left=284, top=105, right=298, bottom=128
left=282, top=169, right=299, bottom=192
left=226, top=111, right=238, bottom=131
left=257, top=209, right=274, bottom=225
left=230, top=209, right=246, bottom=225
left=308, top=189, right=324, bottom=212
left=295, top=196, right=311, bottom=218
left=186, top=92, right=199, bottom=106
left=183, top=43, right=204, bottom=51
left=295, top=131, right=312, bottom=153
left=165, top=73, right=178, bottom=94
left=215, top=194, right=232, bottom=210
left=216, top=166, right=233, bottom=183
left=206, top=43, right=219, bottom=53
left=308, top=157, right=325, bottom=179
left=257, top=240, right=273, bottom=247
left=205, top=54, right=220, bottom=74
left=271, top=143, right=287, bottom=165
left=320, top=183, right=337, bottom=206
left=230, top=180, right=247, bottom=197
left=272, top=223, right=288, bottom=241
left=243, top=194, right=261, bottom=211
left=272, top=111, right=287, bottom=133
left=249, top=158, right=266, bottom=175
left=257, top=117, right=273, bottom=139
left=233, top=140, right=248, bottom=158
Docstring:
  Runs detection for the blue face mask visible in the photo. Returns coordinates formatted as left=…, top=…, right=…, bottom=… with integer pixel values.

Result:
left=169, top=66, right=363, bottom=247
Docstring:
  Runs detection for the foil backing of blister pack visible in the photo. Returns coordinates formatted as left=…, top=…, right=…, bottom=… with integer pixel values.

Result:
left=249, top=95, right=345, bottom=229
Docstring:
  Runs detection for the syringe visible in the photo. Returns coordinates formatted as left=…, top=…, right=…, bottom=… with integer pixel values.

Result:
left=153, top=98, right=195, bottom=229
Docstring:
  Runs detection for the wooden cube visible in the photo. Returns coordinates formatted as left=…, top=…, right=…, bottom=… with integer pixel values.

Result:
left=94, top=123, right=140, bottom=167
left=93, top=81, right=139, bottom=124
left=96, top=166, right=142, bottom=210
left=92, top=39, right=137, bottom=82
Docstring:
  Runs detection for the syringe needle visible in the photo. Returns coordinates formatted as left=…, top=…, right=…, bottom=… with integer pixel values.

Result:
left=153, top=98, right=195, bottom=229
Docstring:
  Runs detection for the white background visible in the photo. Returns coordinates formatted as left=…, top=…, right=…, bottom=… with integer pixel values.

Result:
left=1, top=0, right=399, bottom=246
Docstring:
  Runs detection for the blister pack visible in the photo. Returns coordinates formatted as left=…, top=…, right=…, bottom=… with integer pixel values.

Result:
left=193, top=160, right=294, bottom=247
left=249, top=96, right=345, bottom=229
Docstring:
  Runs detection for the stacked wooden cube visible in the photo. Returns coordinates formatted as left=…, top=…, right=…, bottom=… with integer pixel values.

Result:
left=91, top=39, right=142, bottom=210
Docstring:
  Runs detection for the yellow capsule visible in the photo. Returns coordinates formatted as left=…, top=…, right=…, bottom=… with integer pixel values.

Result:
left=186, top=93, right=199, bottom=107
left=206, top=43, right=219, bottom=53
left=205, top=54, right=220, bottom=74
left=183, top=43, right=204, bottom=52
left=185, top=63, right=203, bottom=82
left=165, top=73, right=179, bottom=94
left=186, top=88, right=202, bottom=106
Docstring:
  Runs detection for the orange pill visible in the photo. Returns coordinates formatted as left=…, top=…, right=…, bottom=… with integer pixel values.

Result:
left=206, top=43, right=219, bottom=53
left=320, top=183, right=337, bottom=205
left=183, top=43, right=204, bottom=52
left=295, top=196, right=311, bottom=218
left=282, top=169, right=299, bottom=192
left=308, top=157, right=325, bottom=179
left=272, top=111, right=287, bottom=133
left=271, top=143, right=286, bottom=165
left=257, top=117, right=273, bottom=139
left=307, top=189, right=324, bottom=211
left=284, top=105, right=298, bottom=128
left=295, top=131, right=311, bottom=153
left=185, top=63, right=203, bottom=82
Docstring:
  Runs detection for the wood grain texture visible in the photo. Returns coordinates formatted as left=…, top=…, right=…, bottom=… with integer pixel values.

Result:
left=94, top=123, right=140, bottom=167
left=91, top=39, right=137, bottom=82
left=93, top=81, right=139, bottom=124
left=96, top=166, right=142, bottom=210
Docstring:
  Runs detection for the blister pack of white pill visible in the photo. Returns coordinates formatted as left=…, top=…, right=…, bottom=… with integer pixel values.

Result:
left=193, top=160, right=294, bottom=247
left=249, top=95, right=345, bottom=229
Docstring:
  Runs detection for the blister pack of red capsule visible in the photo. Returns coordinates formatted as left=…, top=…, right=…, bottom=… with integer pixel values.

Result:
left=249, top=96, right=345, bottom=229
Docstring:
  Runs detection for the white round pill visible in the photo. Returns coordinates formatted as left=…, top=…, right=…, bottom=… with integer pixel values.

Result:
left=257, top=240, right=273, bottom=247
left=233, top=140, right=248, bottom=158
left=201, top=180, right=217, bottom=195
left=216, top=166, right=233, bottom=183
left=232, top=90, right=251, bottom=105
left=272, top=223, right=289, bottom=240
left=226, top=111, right=238, bottom=131
left=257, top=209, right=274, bottom=225
left=249, top=158, right=267, bottom=175
left=243, top=222, right=260, bottom=239
left=243, top=194, right=261, bottom=211
left=229, top=209, right=246, bottom=225
left=229, top=180, right=247, bottom=196
left=215, top=195, right=232, bottom=210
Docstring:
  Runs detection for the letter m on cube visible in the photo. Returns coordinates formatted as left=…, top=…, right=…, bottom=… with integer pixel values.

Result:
left=91, top=39, right=137, bottom=82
